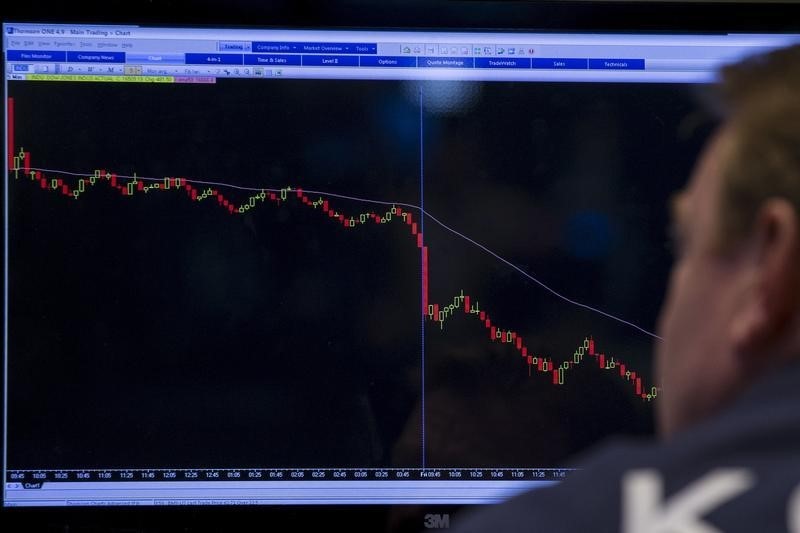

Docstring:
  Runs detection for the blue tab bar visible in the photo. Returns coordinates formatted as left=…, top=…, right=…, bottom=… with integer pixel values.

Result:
left=301, top=55, right=359, bottom=67
left=588, top=58, right=645, bottom=70
left=359, top=56, right=417, bottom=68
left=475, top=57, right=531, bottom=69
left=243, top=54, right=301, bottom=66
left=126, top=53, right=184, bottom=64
left=66, top=51, right=125, bottom=63
left=252, top=42, right=377, bottom=54
left=185, top=53, right=243, bottom=65
left=531, top=58, right=588, bottom=69
left=418, top=57, right=474, bottom=68
left=7, top=50, right=66, bottom=62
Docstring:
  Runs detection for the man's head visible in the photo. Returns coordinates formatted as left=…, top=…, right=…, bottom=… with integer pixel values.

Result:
left=656, top=44, right=800, bottom=437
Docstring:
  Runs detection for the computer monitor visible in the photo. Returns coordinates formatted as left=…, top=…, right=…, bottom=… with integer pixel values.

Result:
left=4, top=1, right=800, bottom=530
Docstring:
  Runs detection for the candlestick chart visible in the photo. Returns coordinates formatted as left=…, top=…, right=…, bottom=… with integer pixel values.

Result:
left=5, top=80, right=689, bottom=470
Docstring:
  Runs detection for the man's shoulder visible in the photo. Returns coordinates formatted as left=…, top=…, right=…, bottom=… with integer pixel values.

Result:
left=452, top=363, right=800, bottom=532
left=451, top=439, right=649, bottom=533
left=454, top=434, right=800, bottom=533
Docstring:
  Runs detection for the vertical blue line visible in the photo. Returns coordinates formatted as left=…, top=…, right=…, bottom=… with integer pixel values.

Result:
left=419, top=86, right=426, bottom=470
left=3, top=63, right=9, bottom=502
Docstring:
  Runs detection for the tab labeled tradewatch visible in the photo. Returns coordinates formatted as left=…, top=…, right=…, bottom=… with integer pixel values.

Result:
left=475, top=58, right=531, bottom=69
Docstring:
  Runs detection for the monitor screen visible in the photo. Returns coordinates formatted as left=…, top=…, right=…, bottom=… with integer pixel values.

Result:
left=3, top=14, right=799, bottom=517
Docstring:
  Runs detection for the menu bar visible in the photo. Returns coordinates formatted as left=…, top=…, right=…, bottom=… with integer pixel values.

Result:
left=5, top=23, right=800, bottom=84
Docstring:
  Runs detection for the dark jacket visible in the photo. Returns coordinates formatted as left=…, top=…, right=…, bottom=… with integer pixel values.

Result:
left=453, top=360, right=800, bottom=532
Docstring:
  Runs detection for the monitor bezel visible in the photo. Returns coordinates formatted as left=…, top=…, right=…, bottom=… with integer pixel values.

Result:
left=3, top=1, right=800, bottom=530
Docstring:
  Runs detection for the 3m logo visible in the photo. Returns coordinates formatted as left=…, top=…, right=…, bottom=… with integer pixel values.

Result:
left=424, top=513, right=450, bottom=529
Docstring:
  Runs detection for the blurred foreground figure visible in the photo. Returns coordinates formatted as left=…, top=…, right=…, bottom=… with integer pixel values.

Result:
left=454, top=44, right=800, bottom=533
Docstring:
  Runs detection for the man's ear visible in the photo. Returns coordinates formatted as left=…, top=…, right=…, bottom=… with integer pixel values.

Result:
left=729, top=198, right=800, bottom=355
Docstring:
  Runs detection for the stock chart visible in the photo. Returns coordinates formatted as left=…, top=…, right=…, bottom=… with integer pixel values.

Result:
left=6, top=78, right=701, bottom=479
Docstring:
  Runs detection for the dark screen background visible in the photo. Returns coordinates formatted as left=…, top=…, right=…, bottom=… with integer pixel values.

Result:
left=6, top=78, right=708, bottom=470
